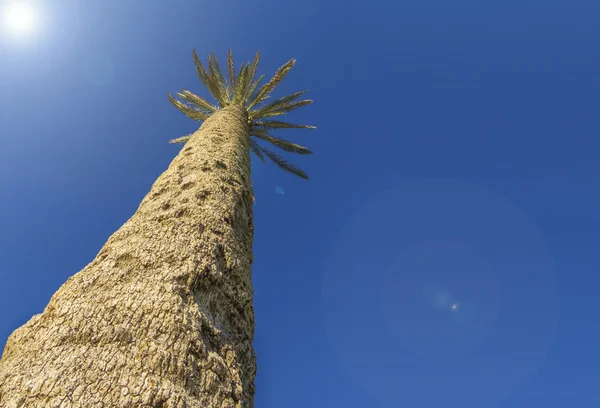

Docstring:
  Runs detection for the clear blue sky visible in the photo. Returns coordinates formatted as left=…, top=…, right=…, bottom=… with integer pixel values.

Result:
left=1, top=0, right=599, bottom=407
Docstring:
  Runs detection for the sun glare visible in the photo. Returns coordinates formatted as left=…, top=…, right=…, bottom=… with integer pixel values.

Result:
left=2, top=1, right=39, bottom=37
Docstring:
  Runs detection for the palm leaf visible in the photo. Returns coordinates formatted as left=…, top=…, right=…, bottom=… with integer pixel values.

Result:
left=168, top=94, right=209, bottom=121
left=208, top=52, right=229, bottom=104
left=192, top=50, right=224, bottom=107
left=252, top=129, right=312, bottom=154
left=250, top=139, right=266, bottom=162
left=257, top=144, right=309, bottom=179
left=253, top=120, right=316, bottom=130
left=227, top=50, right=236, bottom=99
left=244, top=50, right=260, bottom=100
left=176, top=90, right=217, bottom=114
left=192, top=49, right=227, bottom=107
left=252, top=99, right=313, bottom=120
left=245, top=74, right=265, bottom=106
left=232, top=64, right=250, bottom=105
left=248, top=50, right=261, bottom=83
left=169, top=134, right=192, bottom=144
left=247, top=58, right=296, bottom=109
left=250, top=90, right=307, bottom=118
left=209, top=52, right=227, bottom=87
left=258, top=100, right=313, bottom=119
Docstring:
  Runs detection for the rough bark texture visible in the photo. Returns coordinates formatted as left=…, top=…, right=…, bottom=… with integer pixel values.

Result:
left=0, top=105, right=256, bottom=408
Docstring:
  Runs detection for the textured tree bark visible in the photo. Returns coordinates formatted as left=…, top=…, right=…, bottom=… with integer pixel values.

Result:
left=0, top=105, right=256, bottom=408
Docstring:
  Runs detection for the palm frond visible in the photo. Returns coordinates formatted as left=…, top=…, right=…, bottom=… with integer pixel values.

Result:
left=248, top=51, right=261, bottom=83
left=250, top=139, right=266, bottom=162
left=176, top=90, right=217, bottom=114
left=207, top=52, right=229, bottom=105
left=168, top=94, right=210, bottom=121
left=192, top=49, right=227, bottom=107
left=227, top=50, right=236, bottom=99
left=256, top=100, right=313, bottom=119
left=252, top=129, right=312, bottom=154
left=251, top=97, right=313, bottom=120
left=244, top=50, right=260, bottom=101
left=256, top=144, right=309, bottom=179
left=247, top=59, right=296, bottom=110
left=236, top=63, right=246, bottom=99
left=253, top=120, right=316, bottom=130
left=245, top=74, right=265, bottom=107
left=169, top=134, right=192, bottom=144
left=249, top=90, right=307, bottom=117
left=232, top=64, right=250, bottom=105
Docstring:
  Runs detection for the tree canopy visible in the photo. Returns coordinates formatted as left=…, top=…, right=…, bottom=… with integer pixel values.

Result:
left=168, top=50, right=316, bottom=179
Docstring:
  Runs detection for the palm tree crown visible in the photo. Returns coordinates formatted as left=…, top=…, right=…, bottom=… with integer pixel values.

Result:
left=168, top=50, right=315, bottom=179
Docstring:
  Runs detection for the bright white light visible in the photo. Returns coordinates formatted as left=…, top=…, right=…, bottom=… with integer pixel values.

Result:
left=2, top=2, right=39, bottom=37
left=451, top=303, right=459, bottom=311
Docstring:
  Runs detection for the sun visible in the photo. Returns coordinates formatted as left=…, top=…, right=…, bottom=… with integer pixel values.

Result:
left=2, top=1, right=39, bottom=37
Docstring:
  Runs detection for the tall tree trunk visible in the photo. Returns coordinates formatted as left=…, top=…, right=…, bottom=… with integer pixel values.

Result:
left=0, top=105, right=257, bottom=408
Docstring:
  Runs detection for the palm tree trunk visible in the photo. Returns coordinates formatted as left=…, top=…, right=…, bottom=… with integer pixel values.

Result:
left=0, top=105, right=256, bottom=408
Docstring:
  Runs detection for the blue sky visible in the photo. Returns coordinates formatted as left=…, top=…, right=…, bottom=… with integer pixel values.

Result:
left=1, top=0, right=599, bottom=407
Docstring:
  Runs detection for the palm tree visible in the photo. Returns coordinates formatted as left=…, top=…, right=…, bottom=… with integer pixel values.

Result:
left=0, top=50, right=314, bottom=407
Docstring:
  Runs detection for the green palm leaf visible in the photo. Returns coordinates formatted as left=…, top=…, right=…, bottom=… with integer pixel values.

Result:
left=169, top=134, right=192, bottom=144
left=247, top=59, right=296, bottom=110
left=256, top=144, right=309, bottom=179
left=168, top=94, right=209, bottom=121
left=244, top=51, right=260, bottom=102
left=252, top=99, right=313, bottom=120
left=252, top=120, right=316, bottom=130
left=252, top=129, right=312, bottom=154
left=207, top=52, right=229, bottom=105
left=192, top=49, right=227, bottom=107
left=227, top=50, right=236, bottom=99
left=250, top=139, right=266, bottom=162
left=245, top=74, right=265, bottom=107
left=176, top=90, right=217, bottom=114
left=250, top=90, right=307, bottom=119
left=248, top=51, right=260, bottom=84
left=232, top=64, right=250, bottom=105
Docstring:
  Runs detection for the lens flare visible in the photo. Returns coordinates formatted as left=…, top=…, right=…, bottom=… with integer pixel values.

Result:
left=2, top=2, right=39, bottom=37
